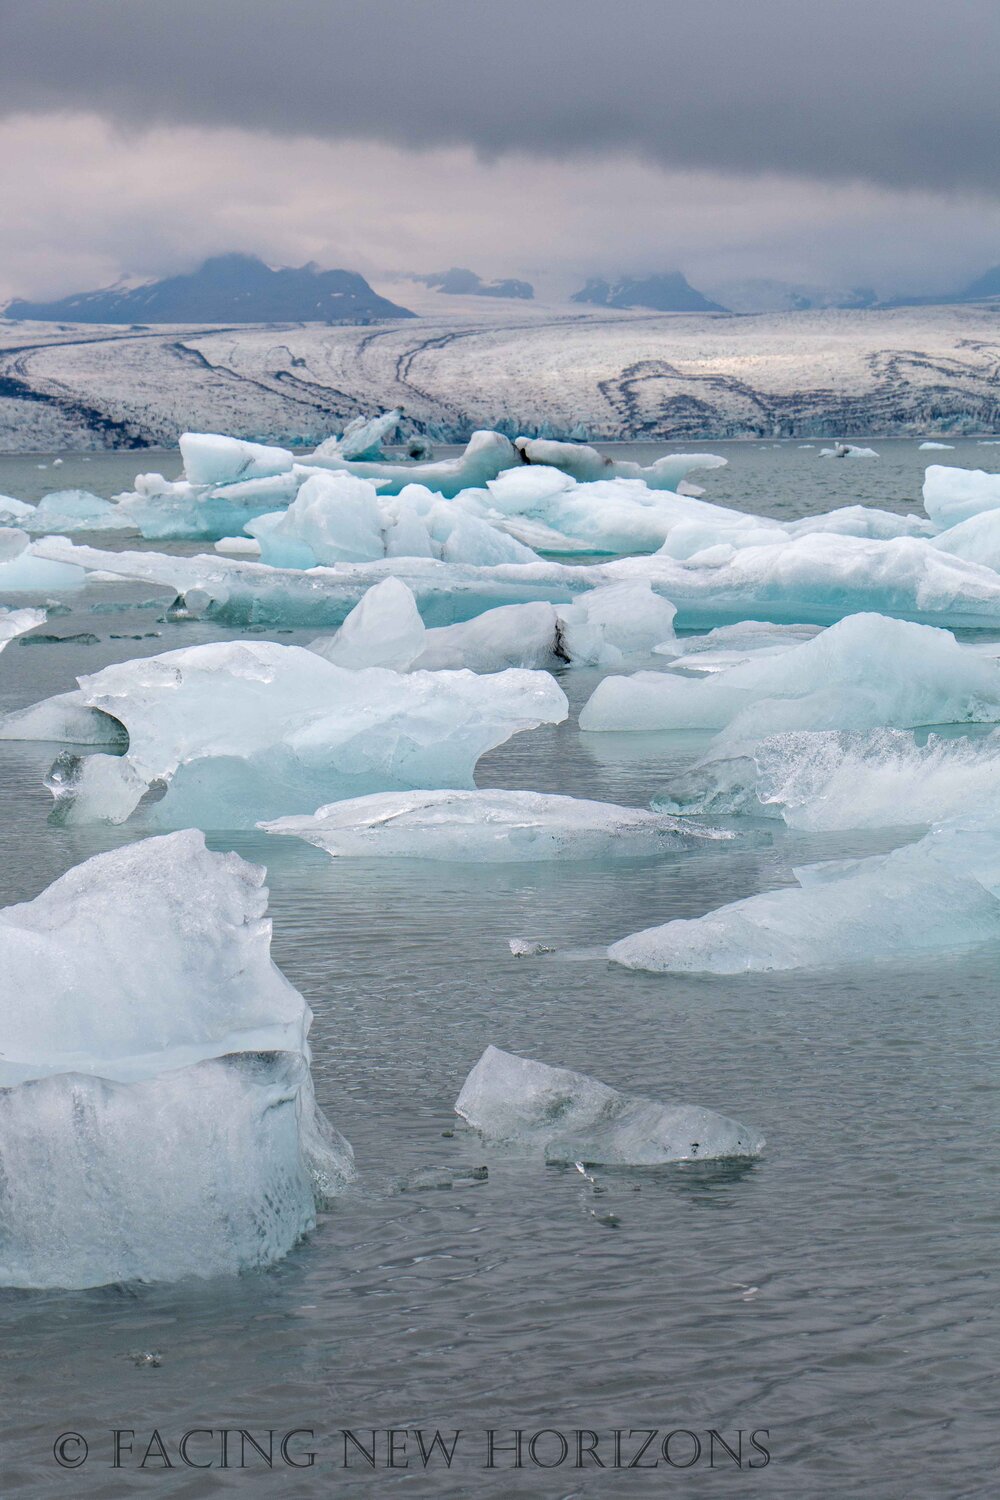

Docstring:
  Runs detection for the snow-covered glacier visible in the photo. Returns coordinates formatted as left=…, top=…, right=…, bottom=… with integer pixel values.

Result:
left=8, top=640, right=568, bottom=827
left=261, top=789, right=730, bottom=863
left=455, top=1046, right=763, bottom=1165
left=0, top=830, right=352, bottom=1288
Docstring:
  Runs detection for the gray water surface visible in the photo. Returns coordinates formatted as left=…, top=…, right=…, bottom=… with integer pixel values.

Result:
left=1, top=442, right=999, bottom=1498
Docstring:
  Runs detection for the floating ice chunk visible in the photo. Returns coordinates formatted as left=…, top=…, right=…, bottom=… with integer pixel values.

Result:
left=180, top=433, right=294, bottom=487
left=455, top=1046, right=762, bottom=1164
left=930, top=508, right=1000, bottom=572
left=23, top=640, right=568, bottom=827
left=309, top=430, right=521, bottom=497
left=262, top=788, right=730, bottom=862
left=311, top=576, right=427, bottom=670
left=819, top=443, right=878, bottom=458
left=580, top=614, right=1000, bottom=738
left=0, top=605, right=45, bottom=651
left=214, top=535, right=262, bottom=555
left=0, top=530, right=85, bottom=592
left=0, top=691, right=125, bottom=745
left=116, top=468, right=301, bottom=542
left=788, top=505, right=933, bottom=541
left=919, top=441, right=955, bottom=450
left=0, top=830, right=352, bottom=1288
left=514, top=437, right=728, bottom=492
left=609, top=815, right=1000, bottom=974
left=558, top=581, right=677, bottom=665
left=656, top=727, right=1000, bottom=830
left=314, top=408, right=403, bottom=461
left=26, top=489, right=131, bottom=534
left=250, top=472, right=385, bottom=566
left=660, top=622, right=822, bottom=673
left=0, top=495, right=35, bottom=524
left=923, top=465, right=1000, bottom=528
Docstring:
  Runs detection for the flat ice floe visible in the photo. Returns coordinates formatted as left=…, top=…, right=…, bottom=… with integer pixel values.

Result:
left=261, top=789, right=730, bottom=862
left=608, top=816, right=1000, bottom=974
left=656, top=726, right=1000, bottom=831
left=455, top=1046, right=763, bottom=1164
left=11, top=640, right=568, bottom=827
left=0, top=830, right=352, bottom=1288
left=580, top=613, right=1000, bottom=738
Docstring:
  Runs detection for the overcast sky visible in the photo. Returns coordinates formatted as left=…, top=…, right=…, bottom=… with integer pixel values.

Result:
left=3, top=0, right=1000, bottom=303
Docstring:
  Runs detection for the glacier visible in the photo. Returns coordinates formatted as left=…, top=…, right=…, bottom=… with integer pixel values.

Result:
left=0, top=830, right=352, bottom=1288
left=261, top=788, right=731, bottom=862
left=455, top=1046, right=763, bottom=1165
left=10, top=640, right=569, bottom=827
left=580, top=614, right=1000, bottom=738
left=609, top=815, right=1000, bottom=974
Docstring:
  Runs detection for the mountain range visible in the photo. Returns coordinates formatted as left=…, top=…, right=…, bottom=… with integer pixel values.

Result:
left=4, top=253, right=414, bottom=325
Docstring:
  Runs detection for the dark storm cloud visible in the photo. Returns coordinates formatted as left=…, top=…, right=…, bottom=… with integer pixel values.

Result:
left=2, top=0, right=999, bottom=196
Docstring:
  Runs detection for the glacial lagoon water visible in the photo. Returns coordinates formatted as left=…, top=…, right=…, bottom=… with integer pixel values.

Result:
left=2, top=439, right=999, bottom=1497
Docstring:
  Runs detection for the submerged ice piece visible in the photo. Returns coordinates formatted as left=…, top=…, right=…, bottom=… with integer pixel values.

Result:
left=0, top=829, right=352, bottom=1289
left=455, top=1046, right=763, bottom=1165
left=262, top=788, right=730, bottom=862
left=22, top=639, right=569, bottom=828
left=609, top=814, right=1000, bottom=974
left=580, top=613, right=1000, bottom=739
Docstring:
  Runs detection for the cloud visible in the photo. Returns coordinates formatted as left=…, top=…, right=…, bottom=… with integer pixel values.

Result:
left=2, top=0, right=1000, bottom=196
left=2, top=112, right=1000, bottom=305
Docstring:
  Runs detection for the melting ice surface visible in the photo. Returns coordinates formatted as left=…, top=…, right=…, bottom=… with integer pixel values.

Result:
left=0, top=830, right=352, bottom=1289
left=261, top=788, right=730, bottom=863
left=455, top=1046, right=763, bottom=1165
left=609, top=815, right=1000, bottom=974
left=656, top=726, right=1000, bottom=832
left=9, top=640, right=568, bottom=828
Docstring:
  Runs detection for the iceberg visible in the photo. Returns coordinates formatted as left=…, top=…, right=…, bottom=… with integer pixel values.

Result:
left=262, top=788, right=731, bottom=862
left=930, top=508, right=1000, bottom=572
left=923, top=465, right=1000, bottom=528
left=513, top=437, right=728, bottom=492
left=608, top=815, right=1000, bottom=974
left=0, top=605, right=45, bottom=651
left=26, top=489, right=131, bottom=534
left=819, top=443, right=878, bottom=458
left=455, top=1046, right=763, bottom=1164
left=15, top=640, right=569, bottom=827
left=248, top=471, right=539, bottom=570
left=179, top=433, right=295, bottom=487
left=0, top=529, right=86, bottom=592
left=313, top=408, right=403, bottom=461
left=308, top=577, right=675, bottom=673
left=0, top=830, right=352, bottom=1288
left=115, top=468, right=303, bottom=542
left=308, top=429, right=522, bottom=497
left=656, top=726, right=1000, bottom=832
left=580, top=614, right=1000, bottom=738
left=919, top=441, right=955, bottom=451
left=0, top=495, right=35, bottom=524
left=32, top=528, right=1000, bottom=633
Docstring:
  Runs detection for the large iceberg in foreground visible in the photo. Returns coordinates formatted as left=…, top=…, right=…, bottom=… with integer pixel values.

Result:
left=580, top=613, right=1000, bottom=738
left=0, top=830, right=352, bottom=1288
left=455, top=1046, right=763, bottom=1164
left=656, top=726, right=1000, bottom=832
left=262, top=789, right=730, bottom=862
left=609, top=815, right=1000, bottom=974
left=18, top=640, right=568, bottom=827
